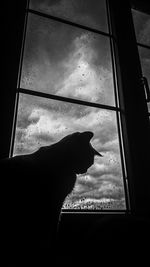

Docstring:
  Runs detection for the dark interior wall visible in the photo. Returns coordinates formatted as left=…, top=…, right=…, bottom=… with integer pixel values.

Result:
left=0, top=1, right=27, bottom=159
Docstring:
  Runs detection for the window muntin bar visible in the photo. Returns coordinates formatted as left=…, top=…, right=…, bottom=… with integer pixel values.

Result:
left=18, top=88, right=120, bottom=112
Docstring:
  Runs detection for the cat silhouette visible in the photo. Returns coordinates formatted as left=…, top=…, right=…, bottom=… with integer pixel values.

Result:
left=1, top=131, right=102, bottom=264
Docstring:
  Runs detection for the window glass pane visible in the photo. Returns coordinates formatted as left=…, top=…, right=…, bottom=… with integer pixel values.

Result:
left=138, top=46, right=150, bottom=112
left=30, top=0, right=108, bottom=33
left=21, top=14, right=115, bottom=106
left=13, top=93, right=126, bottom=210
left=132, top=9, right=150, bottom=46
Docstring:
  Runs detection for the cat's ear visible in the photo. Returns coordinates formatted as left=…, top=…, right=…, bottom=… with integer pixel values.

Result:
left=80, top=131, right=94, bottom=142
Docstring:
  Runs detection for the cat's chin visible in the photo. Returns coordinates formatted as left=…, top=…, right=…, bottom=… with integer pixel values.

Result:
left=76, top=167, right=88, bottom=174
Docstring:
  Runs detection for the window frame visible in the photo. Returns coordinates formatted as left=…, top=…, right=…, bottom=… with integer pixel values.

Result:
left=10, top=0, right=130, bottom=213
left=109, top=0, right=150, bottom=216
left=1, top=0, right=150, bottom=216
left=131, top=7, right=150, bottom=118
left=137, top=45, right=150, bottom=118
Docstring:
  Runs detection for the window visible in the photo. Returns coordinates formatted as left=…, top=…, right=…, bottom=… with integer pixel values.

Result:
left=9, top=0, right=131, bottom=212
left=132, top=8, right=150, bottom=118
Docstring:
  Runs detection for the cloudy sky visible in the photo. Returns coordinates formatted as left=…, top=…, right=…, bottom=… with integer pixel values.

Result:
left=13, top=0, right=129, bottom=210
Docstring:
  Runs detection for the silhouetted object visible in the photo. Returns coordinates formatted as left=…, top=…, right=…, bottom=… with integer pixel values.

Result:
left=1, top=131, right=101, bottom=264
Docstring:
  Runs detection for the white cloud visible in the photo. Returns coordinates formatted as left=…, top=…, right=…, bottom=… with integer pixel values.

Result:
left=22, top=100, right=116, bottom=149
left=57, top=33, right=114, bottom=104
left=58, top=58, right=101, bottom=102
left=27, top=108, right=66, bottom=136
left=22, top=30, right=114, bottom=105
left=93, top=162, right=107, bottom=172
left=98, top=181, right=117, bottom=193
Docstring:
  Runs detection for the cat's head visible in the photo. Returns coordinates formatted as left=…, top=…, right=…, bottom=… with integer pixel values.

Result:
left=57, top=131, right=102, bottom=174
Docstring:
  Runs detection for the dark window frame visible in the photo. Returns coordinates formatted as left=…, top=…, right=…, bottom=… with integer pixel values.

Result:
left=131, top=7, right=150, bottom=117
left=1, top=0, right=150, bottom=216
left=109, top=0, right=150, bottom=216
left=10, top=0, right=130, bottom=213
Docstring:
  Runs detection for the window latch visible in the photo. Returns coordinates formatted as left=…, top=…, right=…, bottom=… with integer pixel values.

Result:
left=141, top=76, right=150, bottom=103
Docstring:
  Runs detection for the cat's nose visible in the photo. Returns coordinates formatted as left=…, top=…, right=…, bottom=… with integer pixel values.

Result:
left=83, top=132, right=103, bottom=156
left=89, top=143, right=103, bottom=157
left=93, top=148, right=103, bottom=157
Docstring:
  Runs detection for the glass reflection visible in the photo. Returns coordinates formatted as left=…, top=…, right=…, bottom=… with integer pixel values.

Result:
left=138, top=46, right=150, bottom=112
left=132, top=9, right=150, bottom=46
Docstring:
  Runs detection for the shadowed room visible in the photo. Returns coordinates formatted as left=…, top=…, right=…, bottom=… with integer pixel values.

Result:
left=1, top=0, right=150, bottom=265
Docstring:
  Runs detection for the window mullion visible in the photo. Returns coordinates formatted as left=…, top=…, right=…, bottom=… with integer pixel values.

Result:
left=108, top=0, right=150, bottom=215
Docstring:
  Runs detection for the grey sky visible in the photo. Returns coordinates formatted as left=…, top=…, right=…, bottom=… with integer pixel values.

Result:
left=30, top=0, right=108, bottom=32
